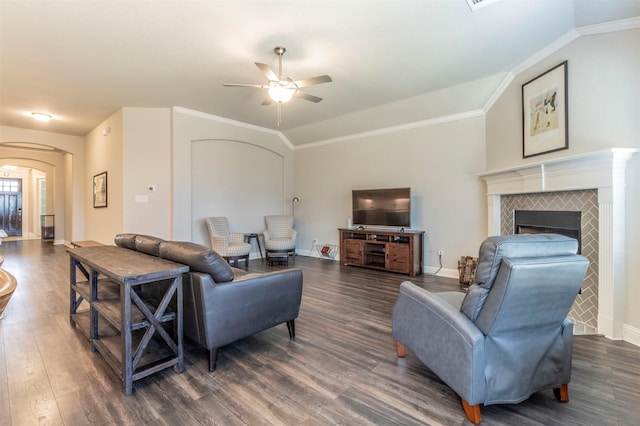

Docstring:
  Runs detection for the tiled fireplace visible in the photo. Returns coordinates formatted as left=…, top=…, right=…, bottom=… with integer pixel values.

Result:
left=501, top=190, right=598, bottom=333
left=480, top=149, right=638, bottom=339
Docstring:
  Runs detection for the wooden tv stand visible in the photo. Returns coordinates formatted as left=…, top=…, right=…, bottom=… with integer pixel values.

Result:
left=339, top=228, right=424, bottom=277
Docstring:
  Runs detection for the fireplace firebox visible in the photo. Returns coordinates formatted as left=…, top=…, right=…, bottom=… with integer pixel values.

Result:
left=514, top=210, right=581, bottom=253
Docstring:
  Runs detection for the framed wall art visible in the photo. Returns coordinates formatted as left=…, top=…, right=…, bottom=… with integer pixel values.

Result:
left=522, top=61, right=568, bottom=158
left=93, top=171, right=108, bottom=208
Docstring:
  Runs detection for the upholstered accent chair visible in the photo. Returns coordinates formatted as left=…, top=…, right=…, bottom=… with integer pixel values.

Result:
left=392, top=234, right=589, bottom=424
left=263, top=215, right=297, bottom=265
left=205, top=217, right=251, bottom=268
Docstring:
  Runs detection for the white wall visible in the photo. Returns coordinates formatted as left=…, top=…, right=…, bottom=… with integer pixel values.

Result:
left=172, top=108, right=295, bottom=248
left=625, top=155, right=640, bottom=335
left=64, top=152, right=79, bottom=241
left=485, top=29, right=640, bottom=338
left=122, top=108, right=173, bottom=239
left=487, top=28, right=639, bottom=170
left=295, top=115, right=487, bottom=276
left=84, top=110, right=124, bottom=244
left=190, top=139, right=284, bottom=248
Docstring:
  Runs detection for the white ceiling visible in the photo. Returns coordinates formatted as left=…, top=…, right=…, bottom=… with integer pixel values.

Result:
left=1, top=0, right=639, bottom=146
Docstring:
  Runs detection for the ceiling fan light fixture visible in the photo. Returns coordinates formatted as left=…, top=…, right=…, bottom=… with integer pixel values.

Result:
left=268, top=84, right=295, bottom=103
left=223, top=45, right=331, bottom=125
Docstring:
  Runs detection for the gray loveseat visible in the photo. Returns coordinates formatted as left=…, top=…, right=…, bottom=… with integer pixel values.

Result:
left=392, top=234, right=588, bottom=424
left=114, top=233, right=303, bottom=372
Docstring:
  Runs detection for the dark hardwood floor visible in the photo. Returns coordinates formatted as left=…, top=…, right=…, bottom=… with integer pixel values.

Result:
left=0, top=240, right=638, bottom=425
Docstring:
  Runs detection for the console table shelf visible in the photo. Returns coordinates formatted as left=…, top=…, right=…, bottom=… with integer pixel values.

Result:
left=72, top=278, right=177, bottom=332
left=339, top=228, right=424, bottom=277
left=68, top=246, right=189, bottom=395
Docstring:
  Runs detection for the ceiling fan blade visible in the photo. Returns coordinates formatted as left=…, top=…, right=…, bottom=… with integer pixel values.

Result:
left=255, top=62, right=278, bottom=81
left=294, top=75, right=332, bottom=88
left=222, top=83, right=267, bottom=88
left=294, top=91, right=323, bottom=103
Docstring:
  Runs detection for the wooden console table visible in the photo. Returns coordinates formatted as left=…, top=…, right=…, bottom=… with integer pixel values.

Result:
left=68, top=246, right=189, bottom=395
left=70, top=240, right=104, bottom=248
left=339, top=228, right=425, bottom=277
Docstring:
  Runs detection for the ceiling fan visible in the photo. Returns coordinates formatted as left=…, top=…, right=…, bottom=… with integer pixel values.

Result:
left=223, top=46, right=332, bottom=126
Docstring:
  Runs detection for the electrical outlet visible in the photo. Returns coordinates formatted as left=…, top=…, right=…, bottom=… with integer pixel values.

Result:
left=438, top=249, right=444, bottom=257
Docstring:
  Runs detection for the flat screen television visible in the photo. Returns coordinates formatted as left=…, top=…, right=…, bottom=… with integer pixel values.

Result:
left=352, top=187, right=411, bottom=228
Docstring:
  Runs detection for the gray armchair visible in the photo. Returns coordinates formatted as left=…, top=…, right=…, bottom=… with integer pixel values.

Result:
left=392, top=234, right=588, bottom=424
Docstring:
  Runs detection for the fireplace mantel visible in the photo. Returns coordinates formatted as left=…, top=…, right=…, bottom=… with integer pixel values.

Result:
left=478, top=148, right=639, bottom=195
left=479, top=148, right=639, bottom=341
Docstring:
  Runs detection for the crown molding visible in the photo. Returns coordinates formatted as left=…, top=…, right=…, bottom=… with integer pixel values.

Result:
left=482, top=16, right=639, bottom=114
left=482, top=71, right=515, bottom=114
left=172, top=107, right=294, bottom=150
left=482, top=29, right=579, bottom=113
left=576, top=16, right=640, bottom=36
left=295, top=110, right=485, bottom=150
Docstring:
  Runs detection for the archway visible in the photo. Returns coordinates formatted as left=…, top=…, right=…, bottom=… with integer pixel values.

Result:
left=0, top=143, right=68, bottom=243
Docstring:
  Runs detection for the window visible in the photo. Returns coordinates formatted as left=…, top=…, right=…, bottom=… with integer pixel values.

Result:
left=40, top=179, right=47, bottom=214
left=0, top=179, right=19, bottom=192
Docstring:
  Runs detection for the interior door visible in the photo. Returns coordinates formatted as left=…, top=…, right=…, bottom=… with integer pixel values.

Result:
left=0, top=179, right=23, bottom=236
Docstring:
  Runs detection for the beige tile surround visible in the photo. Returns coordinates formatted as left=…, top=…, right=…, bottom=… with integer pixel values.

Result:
left=500, top=190, right=598, bottom=333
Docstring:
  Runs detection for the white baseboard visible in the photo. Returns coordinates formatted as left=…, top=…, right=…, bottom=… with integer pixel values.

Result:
left=423, top=266, right=459, bottom=279
left=250, top=251, right=265, bottom=260
left=623, top=324, right=640, bottom=347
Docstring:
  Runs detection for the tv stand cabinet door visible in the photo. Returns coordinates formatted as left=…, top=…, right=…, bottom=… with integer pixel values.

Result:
left=386, top=243, right=410, bottom=274
left=343, top=239, right=364, bottom=265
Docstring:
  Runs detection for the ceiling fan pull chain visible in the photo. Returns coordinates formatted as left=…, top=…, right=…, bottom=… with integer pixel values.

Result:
left=277, top=103, right=282, bottom=127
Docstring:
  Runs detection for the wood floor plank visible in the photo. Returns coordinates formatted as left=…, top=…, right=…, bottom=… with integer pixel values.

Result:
left=0, top=240, right=639, bottom=425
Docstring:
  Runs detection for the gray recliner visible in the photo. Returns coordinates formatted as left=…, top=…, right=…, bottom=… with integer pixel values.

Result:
left=392, top=234, right=589, bottom=424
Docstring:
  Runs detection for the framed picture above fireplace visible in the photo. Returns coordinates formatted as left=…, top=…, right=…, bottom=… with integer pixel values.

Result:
left=522, top=61, right=568, bottom=158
